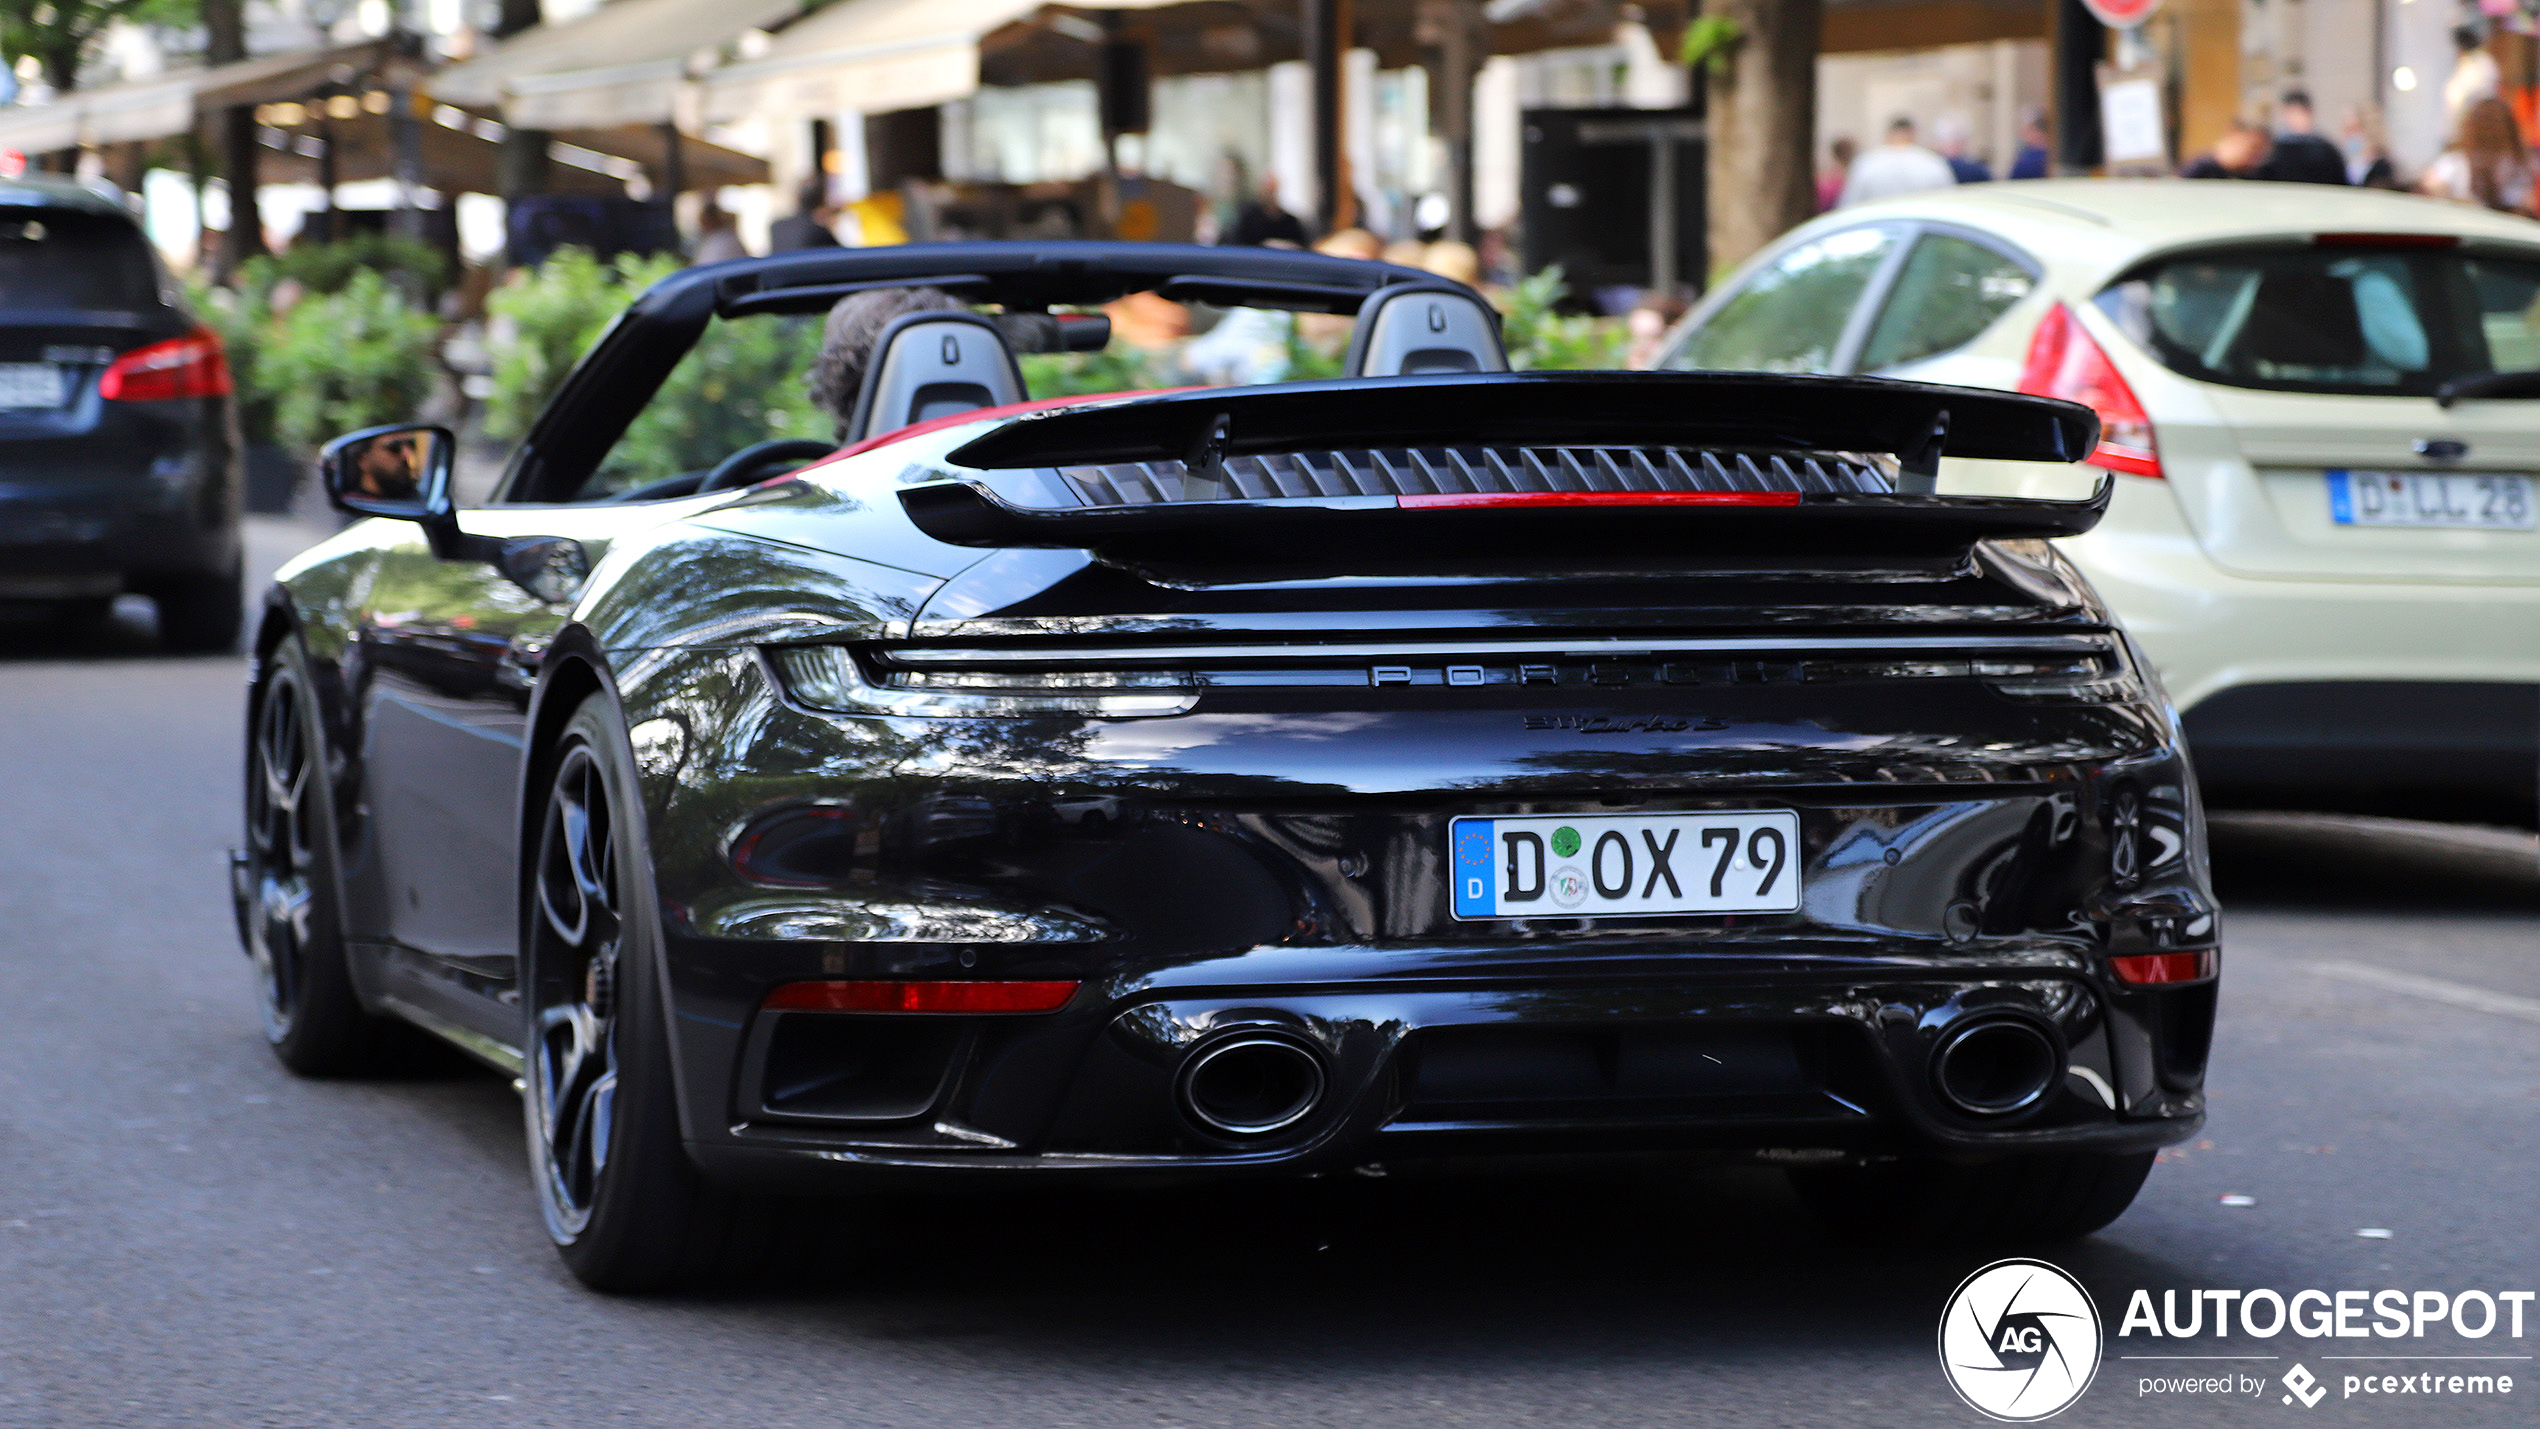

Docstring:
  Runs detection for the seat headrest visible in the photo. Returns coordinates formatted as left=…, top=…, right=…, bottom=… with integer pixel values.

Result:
left=1343, top=281, right=1507, bottom=377
left=846, top=311, right=1028, bottom=443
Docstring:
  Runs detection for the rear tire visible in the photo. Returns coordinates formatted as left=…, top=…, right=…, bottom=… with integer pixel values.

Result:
left=150, top=563, right=243, bottom=653
left=244, top=635, right=408, bottom=1074
left=526, top=692, right=807, bottom=1292
left=1789, top=1150, right=2155, bottom=1243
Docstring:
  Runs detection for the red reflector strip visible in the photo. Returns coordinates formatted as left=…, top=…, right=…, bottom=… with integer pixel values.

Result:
left=2109, top=951, right=2216, bottom=985
left=761, top=979, right=1080, bottom=1013
left=1397, top=491, right=1804, bottom=510
left=2312, top=231, right=2459, bottom=248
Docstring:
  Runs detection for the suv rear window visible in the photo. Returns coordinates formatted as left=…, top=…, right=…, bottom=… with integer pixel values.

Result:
left=0, top=210, right=161, bottom=312
left=2095, top=243, right=2540, bottom=397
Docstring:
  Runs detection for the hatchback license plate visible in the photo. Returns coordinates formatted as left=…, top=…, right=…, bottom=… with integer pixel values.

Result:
left=0, top=362, right=62, bottom=409
left=2328, top=470, right=2535, bottom=530
left=1450, top=811, right=1800, bottom=920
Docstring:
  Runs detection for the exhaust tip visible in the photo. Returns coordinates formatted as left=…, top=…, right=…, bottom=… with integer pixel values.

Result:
left=1932, top=1017, right=2063, bottom=1116
left=1177, top=1034, right=1328, bottom=1136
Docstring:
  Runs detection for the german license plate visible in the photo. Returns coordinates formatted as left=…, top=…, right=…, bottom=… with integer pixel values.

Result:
left=2328, top=470, right=2535, bottom=530
left=1450, top=811, right=1800, bottom=920
left=0, top=362, right=62, bottom=408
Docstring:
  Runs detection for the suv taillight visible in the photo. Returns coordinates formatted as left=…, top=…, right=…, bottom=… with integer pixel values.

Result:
left=2017, top=303, right=2159, bottom=479
left=98, top=329, right=232, bottom=402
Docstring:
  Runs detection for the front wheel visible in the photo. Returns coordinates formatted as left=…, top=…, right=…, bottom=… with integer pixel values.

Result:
left=525, top=692, right=799, bottom=1291
left=244, top=635, right=405, bottom=1073
left=1789, top=1150, right=2155, bottom=1243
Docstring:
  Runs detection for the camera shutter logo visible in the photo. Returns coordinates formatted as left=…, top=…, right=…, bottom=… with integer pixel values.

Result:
left=1939, top=1259, right=2103, bottom=1421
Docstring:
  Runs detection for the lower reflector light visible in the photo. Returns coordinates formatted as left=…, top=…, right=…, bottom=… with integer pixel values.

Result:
left=2109, top=951, right=2216, bottom=985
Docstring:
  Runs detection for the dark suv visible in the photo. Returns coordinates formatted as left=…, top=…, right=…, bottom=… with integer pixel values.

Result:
left=0, top=176, right=240, bottom=650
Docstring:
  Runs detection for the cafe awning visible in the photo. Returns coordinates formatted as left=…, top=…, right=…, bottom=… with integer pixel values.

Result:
left=0, top=39, right=408, bottom=153
left=431, top=0, right=800, bottom=130
left=700, top=0, right=1177, bottom=127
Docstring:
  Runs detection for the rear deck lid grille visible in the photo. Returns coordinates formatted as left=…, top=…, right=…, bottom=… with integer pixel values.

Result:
left=1056, top=445, right=1896, bottom=507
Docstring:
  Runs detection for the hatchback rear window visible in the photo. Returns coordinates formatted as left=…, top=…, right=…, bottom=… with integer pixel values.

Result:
left=2094, top=243, right=2540, bottom=397
left=0, top=210, right=161, bottom=312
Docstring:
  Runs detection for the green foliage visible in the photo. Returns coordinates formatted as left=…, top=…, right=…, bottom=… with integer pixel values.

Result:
left=1678, top=15, right=1744, bottom=77
left=2, top=0, right=190, bottom=90
left=257, top=232, right=451, bottom=302
left=185, top=273, right=277, bottom=445
left=483, top=248, right=676, bottom=442
left=594, top=314, right=829, bottom=494
left=257, top=269, right=442, bottom=451
left=1020, top=345, right=1176, bottom=398
left=1499, top=267, right=1629, bottom=371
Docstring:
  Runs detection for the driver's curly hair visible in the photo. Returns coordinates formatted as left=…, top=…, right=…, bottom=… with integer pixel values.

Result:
left=806, top=285, right=965, bottom=436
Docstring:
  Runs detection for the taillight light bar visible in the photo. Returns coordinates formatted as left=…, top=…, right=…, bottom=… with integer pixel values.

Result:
left=762, top=979, right=1080, bottom=1013
left=98, top=328, right=232, bottom=402
left=1398, top=491, right=1803, bottom=510
left=2109, top=951, right=2216, bottom=985
left=2017, top=303, right=2160, bottom=479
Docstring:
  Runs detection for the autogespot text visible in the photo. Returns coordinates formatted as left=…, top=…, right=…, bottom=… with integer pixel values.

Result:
left=2119, top=1287, right=2530, bottom=1405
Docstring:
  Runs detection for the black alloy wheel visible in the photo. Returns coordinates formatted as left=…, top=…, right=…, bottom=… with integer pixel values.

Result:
left=527, top=736, right=624, bottom=1239
left=244, top=635, right=393, bottom=1073
left=525, top=693, right=807, bottom=1291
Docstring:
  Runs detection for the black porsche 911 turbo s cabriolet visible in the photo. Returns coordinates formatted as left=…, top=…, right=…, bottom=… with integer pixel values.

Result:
left=235, top=241, right=2217, bottom=1291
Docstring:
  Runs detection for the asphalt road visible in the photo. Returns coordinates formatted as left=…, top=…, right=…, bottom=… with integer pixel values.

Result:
left=0, top=516, right=2533, bottom=1427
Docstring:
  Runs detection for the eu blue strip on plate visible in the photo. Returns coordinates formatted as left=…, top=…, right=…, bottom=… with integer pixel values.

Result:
left=2327, top=469, right=2353, bottom=524
left=1451, top=818, right=1495, bottom=918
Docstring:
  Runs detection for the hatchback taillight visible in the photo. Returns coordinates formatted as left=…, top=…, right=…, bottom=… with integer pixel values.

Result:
left=98, top=329, right=232, bottom=402
left=2017, top=303, right=2159, bottom=479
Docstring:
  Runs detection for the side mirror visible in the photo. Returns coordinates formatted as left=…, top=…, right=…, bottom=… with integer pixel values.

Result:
left=321, top=423, right=455, bottom=522
left=319, top=424, right=498, bottom=561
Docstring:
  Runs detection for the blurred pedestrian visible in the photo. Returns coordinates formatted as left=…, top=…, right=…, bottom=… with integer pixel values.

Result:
left=690, top=201, right=748, bottom=265
left=769, top=177, right=840, bottom=252
left=1933, top=115, right=1992, bottom=183
left=2257, top=91, right=2348, bottom=184
left=1224, top=172, right=1309, bottom=247
left=2418, top=97, right=2537, bottom=214
left=2339, top=102, right=2401, bottom=189
left=1838, top=118, right=1955, bottom=206
left=1817, top=136, right=1856, bottom=211
left=1419, top=240, right=1484, bottom=290
left=2183, top=123, right=2271, bottom=179
left=2008, top=111, right=2051, bottom=180
left=2446, top=26, right=2499, bottom=127
left=1382, top=238, right=1429, bottom=270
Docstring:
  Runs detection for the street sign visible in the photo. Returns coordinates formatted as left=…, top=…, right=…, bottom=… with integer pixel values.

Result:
left=2081, top=0, right=2161, bottom=26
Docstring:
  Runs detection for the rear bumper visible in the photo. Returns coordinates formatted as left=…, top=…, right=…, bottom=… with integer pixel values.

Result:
left=2181, top=680, right=2537, bottom=821
left=674, top=941, right=2211, bottom=1193
left=2068, top=476, right=2540, bottom=816
left=0, top=481, right=239, bottom=587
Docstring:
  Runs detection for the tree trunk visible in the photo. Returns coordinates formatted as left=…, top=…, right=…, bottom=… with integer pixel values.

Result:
left=1700, top=0, right=1819, bottom=278
left=202, top=0, right=265, bottom=279
left=495, top=0, right=551, bottom=246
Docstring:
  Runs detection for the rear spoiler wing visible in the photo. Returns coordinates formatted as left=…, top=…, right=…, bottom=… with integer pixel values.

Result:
left=899, top=482, right=2111, bottom=564
left=901, top=372, right=2106, bottom=567
left=944, top=371, right=2099, bottom=474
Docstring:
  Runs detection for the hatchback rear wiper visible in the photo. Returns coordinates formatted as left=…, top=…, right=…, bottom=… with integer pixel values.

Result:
left=2434, top=370, right=2540, bottom=407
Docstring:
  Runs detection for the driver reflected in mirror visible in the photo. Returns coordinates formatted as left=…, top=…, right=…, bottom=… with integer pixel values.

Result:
left=349, top=430, right=428, bottom=502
